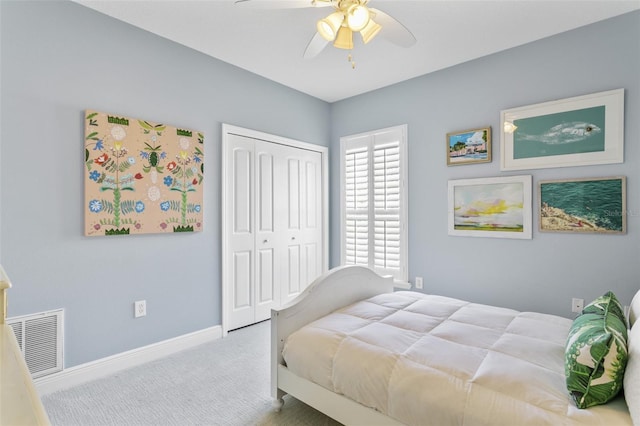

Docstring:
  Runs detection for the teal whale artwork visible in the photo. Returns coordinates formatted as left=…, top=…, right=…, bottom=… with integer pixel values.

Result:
left=513, top=105, right=605, bottom=159
left=517, top=122, right=601, bottom=145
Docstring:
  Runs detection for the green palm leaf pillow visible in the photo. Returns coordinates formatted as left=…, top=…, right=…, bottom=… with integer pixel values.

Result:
left=565, top=291, right=628, bottom=408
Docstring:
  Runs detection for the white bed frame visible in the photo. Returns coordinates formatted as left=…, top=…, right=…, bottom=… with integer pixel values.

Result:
left=271, top=266, right=638, bottom=426
left=270, top=265, right=403, bottom=425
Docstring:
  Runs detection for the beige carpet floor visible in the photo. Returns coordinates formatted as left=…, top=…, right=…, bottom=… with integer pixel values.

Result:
left=42, top=320, right=342, bottom=426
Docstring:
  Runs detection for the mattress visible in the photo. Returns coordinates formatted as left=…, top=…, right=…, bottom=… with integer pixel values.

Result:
left=282, top=291, right=631, bottom=425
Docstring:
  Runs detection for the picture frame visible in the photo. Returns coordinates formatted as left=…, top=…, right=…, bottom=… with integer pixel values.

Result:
left=448, top=175, right=532, bottom=239
left=539, top=176, right=626, bottom=234
left=84, top=110, right=205, bottom=236
left=447, top=127, right=491, bottom=165
left=500, top=88, right=624, bottom=171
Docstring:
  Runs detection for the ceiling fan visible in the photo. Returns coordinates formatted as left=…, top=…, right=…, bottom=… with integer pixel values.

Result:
left=235, top=0, right=416, bottom=64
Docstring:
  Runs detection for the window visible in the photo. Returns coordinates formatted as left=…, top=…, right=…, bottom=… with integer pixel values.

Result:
left=340, top=125, right=407, bottom=284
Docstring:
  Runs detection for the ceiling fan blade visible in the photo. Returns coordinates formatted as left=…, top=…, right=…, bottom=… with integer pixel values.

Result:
left=234, top=0, right=332, bottom=9
left=369, top=8, right=416, bottom=47
left=303, top=31, right=330, bottom=59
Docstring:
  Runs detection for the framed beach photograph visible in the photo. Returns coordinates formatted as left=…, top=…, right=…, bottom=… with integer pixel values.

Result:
left=447, top=127, right=491, bottom=165
left=539, top=176, right=626, bottom=234
left=448, top=175, right=532, bottom=239
left=500, top=88, right=624, bottom=171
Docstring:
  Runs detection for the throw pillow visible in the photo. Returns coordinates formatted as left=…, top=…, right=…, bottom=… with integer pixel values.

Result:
left=565, top=291, right=628, bottom=409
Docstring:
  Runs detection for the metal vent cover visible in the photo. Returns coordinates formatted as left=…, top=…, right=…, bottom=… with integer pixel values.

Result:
left=7, top=309, right=64, bottom=378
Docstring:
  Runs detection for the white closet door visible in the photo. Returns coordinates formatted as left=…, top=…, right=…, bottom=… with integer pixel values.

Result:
left=224, top=130, right=324, bottom=331
left=253, top=143, right=281, bottom=322
left=280, top=147, right=323, bottom=306
left=226, top=134, right=255, bottom=330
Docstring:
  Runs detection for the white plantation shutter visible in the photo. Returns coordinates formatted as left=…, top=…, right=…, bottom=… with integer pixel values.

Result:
left=374, top=142, right=401, bottom=273
left=345, top=146, right=369, bottom=266
left=341, top=125, right=407, bottom=283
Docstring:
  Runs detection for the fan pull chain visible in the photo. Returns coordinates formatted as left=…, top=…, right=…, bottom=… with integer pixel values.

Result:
left=348, top=51, right=356, bottom=69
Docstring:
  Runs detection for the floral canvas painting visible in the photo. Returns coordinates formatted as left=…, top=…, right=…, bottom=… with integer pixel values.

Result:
left=84, top=110, right=204, bottom=236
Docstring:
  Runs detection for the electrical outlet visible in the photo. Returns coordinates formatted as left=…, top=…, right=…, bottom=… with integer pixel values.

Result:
left=571, top=298, right=584, bottom=313
left=134, top=300, right=146, bottom=318
left=415, top=277, right=423, bottom=290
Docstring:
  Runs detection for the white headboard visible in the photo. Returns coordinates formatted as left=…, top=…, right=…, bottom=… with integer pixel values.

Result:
left=629, top=289, right=640, bottom=328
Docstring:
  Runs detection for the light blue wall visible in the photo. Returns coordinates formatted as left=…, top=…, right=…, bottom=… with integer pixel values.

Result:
left=330, top=11, right=640, bottom=317
left=0, top=1, right=330, bottom=367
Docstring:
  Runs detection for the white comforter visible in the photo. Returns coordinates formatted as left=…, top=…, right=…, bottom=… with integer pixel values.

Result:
left=282, top=291, right=631, bottom=425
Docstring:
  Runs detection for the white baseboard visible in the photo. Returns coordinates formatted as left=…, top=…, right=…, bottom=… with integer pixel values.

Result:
left=35, top=325, right=222, bottom=396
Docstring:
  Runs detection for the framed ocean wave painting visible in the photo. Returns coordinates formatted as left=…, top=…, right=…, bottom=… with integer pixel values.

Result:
left=448, top=175, right=532, bottom=239
left=539, top=176, right=626, bottom=234
left=500, top=89, right=624, bottom=171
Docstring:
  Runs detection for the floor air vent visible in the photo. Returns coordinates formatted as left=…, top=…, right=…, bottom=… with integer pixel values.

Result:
left=7, top=309, right=64, bottom=378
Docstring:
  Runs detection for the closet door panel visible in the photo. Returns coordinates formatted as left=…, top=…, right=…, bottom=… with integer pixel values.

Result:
left=280, top=149, right=323, bottom=305
left=287, top=158, right=300, bottom=230
left=304, top=152, right=323, bottom=287
left=287, top=245, right=301, bottom=297
left=257, top=153, right=274, bottom=233
left=255, top=248, right=275, bottom=321
left=226, top=137, right=255, bottom=330
left=224, top=127, right=325, bottom=331
left=233, top=149, right=252, bottom=234
left=304, top=243, right=318, bottom=285
left=254, top=147, right=279, bottom=322
left=305, top=161, right=318, bottom=229
left=233, top=251, right=252, bottom=309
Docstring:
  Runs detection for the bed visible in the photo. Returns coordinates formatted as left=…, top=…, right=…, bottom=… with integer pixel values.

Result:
left=271, top=265, right=639, bottom=425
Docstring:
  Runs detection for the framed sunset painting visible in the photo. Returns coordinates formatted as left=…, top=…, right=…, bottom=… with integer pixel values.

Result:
left=448, top=175, right=532, bottom=239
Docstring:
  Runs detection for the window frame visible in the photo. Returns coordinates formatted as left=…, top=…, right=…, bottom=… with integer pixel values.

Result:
left=340, top=124, right=408, bottom=286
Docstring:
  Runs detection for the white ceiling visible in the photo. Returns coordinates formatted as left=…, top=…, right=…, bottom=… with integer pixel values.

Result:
left=75, top=0, right=640, bottom=103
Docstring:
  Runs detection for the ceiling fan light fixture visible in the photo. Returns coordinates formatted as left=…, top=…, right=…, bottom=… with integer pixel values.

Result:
left=317, top=11, right=344, bottom=41
left=346, top=4, right=370, bottom=31
left=360, top=18, right=381, bottom=44
left=333, top=26, right=354, bottom=50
